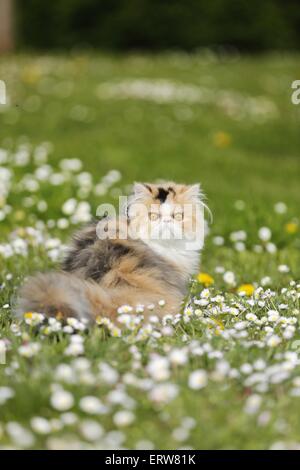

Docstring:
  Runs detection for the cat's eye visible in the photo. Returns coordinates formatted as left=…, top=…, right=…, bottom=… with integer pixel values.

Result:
left=173, top=212, right=183, bottom=221
left=149, top=212, right=159, bottom=221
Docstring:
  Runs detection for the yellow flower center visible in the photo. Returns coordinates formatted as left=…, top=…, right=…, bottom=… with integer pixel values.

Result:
left=237, top=284, right=255, bottom=296
left=285, top=222, right=298, bottom=234
left=197, top=272, right=214, bottom=287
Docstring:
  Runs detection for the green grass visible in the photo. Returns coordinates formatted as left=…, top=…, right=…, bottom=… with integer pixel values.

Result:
left=0, top=52, right=299, bottom=449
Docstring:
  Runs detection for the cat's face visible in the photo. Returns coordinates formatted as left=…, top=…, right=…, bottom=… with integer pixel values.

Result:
left=127, top=182, right=204, bottom=248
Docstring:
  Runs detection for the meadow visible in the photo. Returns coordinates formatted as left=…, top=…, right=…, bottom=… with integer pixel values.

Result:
left=0, top=51, right=299, bottom=449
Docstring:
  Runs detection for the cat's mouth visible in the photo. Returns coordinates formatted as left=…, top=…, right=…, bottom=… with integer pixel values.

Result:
left=149, top=224, right=183, bottom=240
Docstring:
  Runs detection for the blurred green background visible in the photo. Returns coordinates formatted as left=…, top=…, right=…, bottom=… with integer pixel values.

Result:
left=15, top=0, right=300, bottom=52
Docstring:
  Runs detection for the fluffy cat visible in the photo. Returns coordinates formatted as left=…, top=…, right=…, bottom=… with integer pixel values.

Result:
left=17, top=182, right=204, bottom=321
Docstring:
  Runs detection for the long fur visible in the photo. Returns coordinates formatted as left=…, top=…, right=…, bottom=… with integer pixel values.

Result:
left=17, top=272, right=113, bottom=320
left=16, top=182, right=203, bottom=321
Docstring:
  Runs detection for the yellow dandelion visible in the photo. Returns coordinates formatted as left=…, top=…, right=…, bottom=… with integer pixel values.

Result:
left=237, top=283, right=255, bottom=296
left=197, top=272, right=214, bottom=287
left=213, top=131, right=232, bottom=148
left=285, top=222, right=298, bottom=234
left=24, top=312, right=33, bottom=319
left=21, top=65, right=41, bottom=85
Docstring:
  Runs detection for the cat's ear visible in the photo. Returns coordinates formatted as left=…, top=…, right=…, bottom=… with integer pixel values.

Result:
left=133, top=182, right=153, bottom=197
left=126, top=183, right=152, bottom=218
left=185, top=183, right=201, bottom=199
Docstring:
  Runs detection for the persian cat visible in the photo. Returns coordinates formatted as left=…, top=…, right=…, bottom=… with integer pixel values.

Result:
left=17, top=182, right=204, bottom=321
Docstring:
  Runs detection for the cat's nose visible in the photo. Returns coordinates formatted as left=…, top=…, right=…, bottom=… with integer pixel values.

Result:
left=163, top=217, right=172, bottom=223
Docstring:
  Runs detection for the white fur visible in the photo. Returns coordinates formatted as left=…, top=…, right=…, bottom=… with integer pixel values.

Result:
left=144, top=238, right=200, bottom=278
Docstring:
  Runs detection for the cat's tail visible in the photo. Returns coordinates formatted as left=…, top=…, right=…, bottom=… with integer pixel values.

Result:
left=15, top=272, right=116, bottom=321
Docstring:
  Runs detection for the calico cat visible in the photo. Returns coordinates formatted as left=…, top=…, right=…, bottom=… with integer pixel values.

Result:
left=17, top=182, right=204, bottom=321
